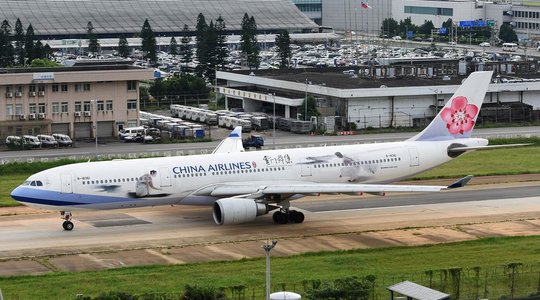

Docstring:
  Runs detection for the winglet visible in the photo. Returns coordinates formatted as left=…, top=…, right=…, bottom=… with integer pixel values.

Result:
left=446, top=175, right=473, bottom=189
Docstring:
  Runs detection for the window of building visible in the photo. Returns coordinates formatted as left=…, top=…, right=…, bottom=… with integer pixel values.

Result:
left=74, top=101, right=82, bottom=112
left=15, top=104, right=23, bottom=115
left=61, top=102, right=68, bottom=113
left=127, top=120, right=137, bottom=127
left=84, top=83, right=91, bottom=91
left=6, top=104, right=13, bottom=116
left=29, top=103, right=37, bottom=114
left=6, top=86, right=12, bottom=93
left=15, top=86, right=23, bottom=93
left=106, top=100, right=113, bottom=111
left=404, top=5, right=453, bottom=16
left=83, top=101, right=91, bottom=112
left=29, top=85, right=36, bottom=92
left=52, top=84, right=59, bottom=92
left=127, top=80, right=137, bottom=91
left=127, top=99, right=137, bottom=110
left=38, top=85, right=45, bottom=92
left=52, top=102, right=59, bottom=113
left=75, top=83, right=82, bottom=92
left=97, top=100, right=104, bottom=111
left=61, top=84, right=68, bottom=92
left=38, top=103, right=46, bottom=114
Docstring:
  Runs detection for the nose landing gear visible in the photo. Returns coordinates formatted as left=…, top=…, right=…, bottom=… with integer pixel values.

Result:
left=60, top=211, right=74, bottom=231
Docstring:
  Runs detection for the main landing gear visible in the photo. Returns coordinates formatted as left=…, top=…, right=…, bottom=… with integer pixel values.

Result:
left=272, top=209, right=305, bottom=224
left=60, top=211, right=74, bottom=231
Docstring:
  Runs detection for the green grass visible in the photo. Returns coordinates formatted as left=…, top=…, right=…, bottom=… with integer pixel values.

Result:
left=0, top=174, right=28, bottom=207
left=0, top=236, right=539, bottom=299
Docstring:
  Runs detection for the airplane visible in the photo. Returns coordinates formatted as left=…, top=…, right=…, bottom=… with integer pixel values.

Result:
left=12, top=71, right=512, bottom=231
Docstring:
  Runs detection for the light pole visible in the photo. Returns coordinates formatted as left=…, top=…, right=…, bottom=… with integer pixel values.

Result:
left=91, top=100, right=98, bottom=159
left=304, top=79, right=308, bottom=121
left=262, top=240, right=278, bottom=300
left=270, top=93, right=276, bottom=148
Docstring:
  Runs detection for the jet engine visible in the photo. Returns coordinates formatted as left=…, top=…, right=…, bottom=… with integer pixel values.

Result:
left=212, top=198, right=268, bottom=225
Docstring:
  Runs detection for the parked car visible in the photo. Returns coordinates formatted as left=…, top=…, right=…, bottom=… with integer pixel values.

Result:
left=391, top=36, right=402, bottom=40
left=23, top=135, right=41, bottom=148
left=52, top=133, right=73, bottom=147
left=479, top=42, right=491, bottom=47
left=37, top=134, right=59, bottom=148
left=118, top=126, right=146, bottom=140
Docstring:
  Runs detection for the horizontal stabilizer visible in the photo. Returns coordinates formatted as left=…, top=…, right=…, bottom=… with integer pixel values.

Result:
left=448, top=143, right=532, bottom=152
left=446, top=175, right=473, bottom=189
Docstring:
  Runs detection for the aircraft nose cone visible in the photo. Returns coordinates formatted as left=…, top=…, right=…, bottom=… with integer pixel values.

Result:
left=10, top=186, right=27, bottom=202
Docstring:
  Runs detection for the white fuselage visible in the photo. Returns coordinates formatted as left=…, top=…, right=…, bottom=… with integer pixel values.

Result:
left=11, top=138, right=487, bottom=211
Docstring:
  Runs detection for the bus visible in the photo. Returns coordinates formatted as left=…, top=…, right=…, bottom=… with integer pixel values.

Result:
left=502, top=43, right=518, bottom=52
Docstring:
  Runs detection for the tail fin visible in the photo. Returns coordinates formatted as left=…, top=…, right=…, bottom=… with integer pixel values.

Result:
left=212, top=126, right=245, bottom=154
left=409, top=71, right=493, bottom=141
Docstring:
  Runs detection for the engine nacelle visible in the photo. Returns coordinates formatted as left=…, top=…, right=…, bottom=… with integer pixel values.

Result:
left=213, top=198, right=268, bottom=225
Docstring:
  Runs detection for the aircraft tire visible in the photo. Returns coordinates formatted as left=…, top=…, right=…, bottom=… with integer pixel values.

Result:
left=63, top=221, right=74, bottom=231
left=289, top=210, right=305, bottom=223
left=273, top=211, right=288, bottom=224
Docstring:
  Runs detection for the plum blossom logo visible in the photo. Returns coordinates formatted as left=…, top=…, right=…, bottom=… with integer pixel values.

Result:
left=440, top=96, right=479, bottom=135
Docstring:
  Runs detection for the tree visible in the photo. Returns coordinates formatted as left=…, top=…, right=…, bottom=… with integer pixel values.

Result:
left=14, top=18, right=25, bottom=65
left=30, top=58, right=61, bottom=67
left=195, top=13, right=209, bottom=76
left=182, top=284, right=226, bottom=300
left=25, top=24, right=35, bottom=63
left=169, top=36, right=178, bottom=55
left=179, top=24, right=192, bottom=67
left=418, top=20, right=435, bottom=36
left=274, top=30, right=291, bottom=68
left=0, top=20, right=15, bottom=67
left=118, top=36, right=130, bottom=58
left=87, top=21, right=99, bottom=55
left=398, top=17, right=417, bottom=37
left=301, top=95, right=320, bottom=121
left=306, top=277, right=371, bottom=300
left=214, top=16, right=228, bottom=70
left=140, top=18, right=157, bottom=64
left=381, top=18, right=398, bottom=37
left=240, top=13, right=259, bottom=69
left=499, top=22, right=518, bottom=43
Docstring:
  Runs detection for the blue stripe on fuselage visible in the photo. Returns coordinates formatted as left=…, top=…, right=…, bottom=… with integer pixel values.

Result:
left=10, top=186, right=131, bottom=207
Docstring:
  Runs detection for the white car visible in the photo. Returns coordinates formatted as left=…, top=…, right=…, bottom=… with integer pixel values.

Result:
left=479, top=42, right=491, bottom=47
left=391, top=36, right=402, bottom=40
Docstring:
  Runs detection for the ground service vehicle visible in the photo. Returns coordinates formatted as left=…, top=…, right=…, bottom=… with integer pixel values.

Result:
left=242, top=134, right=264, bottom=149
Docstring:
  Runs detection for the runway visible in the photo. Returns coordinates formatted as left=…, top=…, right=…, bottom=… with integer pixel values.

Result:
left=0, top=180, right=539, bottom=277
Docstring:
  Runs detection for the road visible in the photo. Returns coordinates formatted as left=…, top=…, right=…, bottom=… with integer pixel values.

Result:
left=0, top=180, right=539, bottom=276
left=1, top=126, right=538, bottom=163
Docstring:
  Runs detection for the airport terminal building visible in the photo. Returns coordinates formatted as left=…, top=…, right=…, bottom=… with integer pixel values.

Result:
left=0, top=65, right=152, bottom=140
left=217, top=62, right=540, bottom=129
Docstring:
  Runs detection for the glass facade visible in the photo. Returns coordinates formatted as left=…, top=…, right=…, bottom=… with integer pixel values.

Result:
left=404, top=6, right=453, bottom=17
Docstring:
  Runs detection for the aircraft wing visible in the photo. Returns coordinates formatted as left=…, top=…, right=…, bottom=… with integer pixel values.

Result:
left=195, top=176, right=472, bottom=197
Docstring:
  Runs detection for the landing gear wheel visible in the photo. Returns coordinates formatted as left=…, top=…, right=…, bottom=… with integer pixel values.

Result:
left=289, top=210, right=305, bottom=223
left=273, top=211, right=289, bottom=224
left=62, top=221, right=74, bottom=231
left=60, top=211, right=74, bottom=231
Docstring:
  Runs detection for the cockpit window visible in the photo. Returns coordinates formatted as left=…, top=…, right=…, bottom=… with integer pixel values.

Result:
left=26, top=180, right=43, bottom=187
left=22, top=181, right=31, bottom=186
left=36, top=181, right=43, bottom=186
left=30, top=181, right=37, bottom=186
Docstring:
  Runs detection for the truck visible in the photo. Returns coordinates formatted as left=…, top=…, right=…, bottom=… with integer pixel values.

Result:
left=242, top=134, right=264, bottom=149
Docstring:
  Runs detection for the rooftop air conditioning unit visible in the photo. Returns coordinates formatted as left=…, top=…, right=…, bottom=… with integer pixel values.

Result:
left=6, top=92, right=13, bottom=98
left=84, top=111, right=91, bottom=117
left=29, top=91, right=36, bottom=97
left=38, top=91, right=45, bottom=96
left=15, top=92, right=22, bottom=97
left=74, top=111, right=82, bottom=117
left=38, top=113, right=45, bottom=119
left=19, top=114, right=26, bottom=120
left=29, top=113, right=36, bottom=119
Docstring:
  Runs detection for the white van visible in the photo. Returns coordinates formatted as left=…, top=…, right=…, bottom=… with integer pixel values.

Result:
left=52, top=133, right=73, bottom=147
left=502, top=43, right=518, bottom=52
left=23, top=135, right=41, bottom=148
left=118, top=126, right=146, bottom=140
left=36, top=134, right=59, bottom=148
